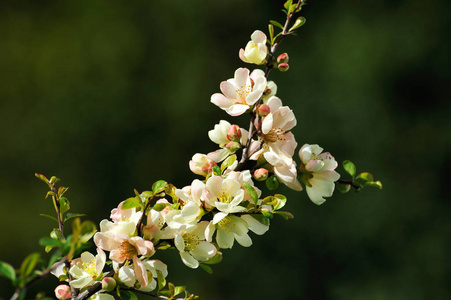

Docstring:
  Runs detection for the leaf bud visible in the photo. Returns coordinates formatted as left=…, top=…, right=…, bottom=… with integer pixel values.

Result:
left=253, top=168, right=269, bottom=181
left=54, top=285, right=71, bottom=300
left=277, top=53, right=289, bottom=63
left=102, top=277, right=117, bottom=292
left=227, top=125, right=242, bottom=142
left=256, top=104, right=271, bottom=117
left=278, top=62, right=290, bottom=72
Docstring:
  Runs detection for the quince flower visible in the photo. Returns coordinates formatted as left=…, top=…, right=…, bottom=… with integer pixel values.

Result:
left=173, top=221, right=217, bottom=269
left=94, top=234, right=155, bottom=287
left=211, top=68, right=267, bottom=116
left=68, top=248, right=106, bottom=289
left=162, top=179, right=205, bottom=231
left=239, top=30, right=268, bottom=65
left=264, top=148, right=302, bottom=191
left=205, top=215, right=252, bottom=249
left=203, top=175, right=246, bottom=224
left=138, top=260, right=168, bottom=292
left=298, top=144, right=341, bottom=205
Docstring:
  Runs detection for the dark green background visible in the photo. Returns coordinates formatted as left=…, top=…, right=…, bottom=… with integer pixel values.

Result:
left=0, top=0, right=449, bottom=299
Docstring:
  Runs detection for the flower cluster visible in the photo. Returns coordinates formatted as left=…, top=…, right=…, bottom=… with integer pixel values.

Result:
left=44, top=2, right=377, bottom=299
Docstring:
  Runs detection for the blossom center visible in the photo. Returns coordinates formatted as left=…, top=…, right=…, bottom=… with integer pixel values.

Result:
left=120, top=241, right=138, bottom=261
left=217, top=216, right=235, bottom=233
left=218, top=191, right=233, bottom=203
left=81, top=258, right=97, bottom=276
left=183, top=233, right=200, bottom=251
left=264, top=128, right=285, bottom=143
left=235, top=84, right=251, bottom=104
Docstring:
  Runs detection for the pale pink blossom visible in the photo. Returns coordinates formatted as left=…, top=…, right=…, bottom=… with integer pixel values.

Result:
left=211, top=68, right=267, bottom=116
left=299, top=144, right=341, bottom=204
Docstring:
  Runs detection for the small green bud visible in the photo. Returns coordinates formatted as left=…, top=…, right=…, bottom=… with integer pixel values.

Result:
left=253, top=168, right=269, bottom=181
left=102, top=277, right=116, bottom=292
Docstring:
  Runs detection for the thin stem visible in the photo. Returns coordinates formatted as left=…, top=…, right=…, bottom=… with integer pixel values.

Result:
left=9, top=257, right=68, bottom=300
left=336, top=179, right=361, bottom=190
left=236, top=0, right=304, bottom=171
left=136, top=195, right=155, bottom=236
left=72, top=270, right=115, bottom=300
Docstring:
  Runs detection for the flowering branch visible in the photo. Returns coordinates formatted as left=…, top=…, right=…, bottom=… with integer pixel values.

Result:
left=0, top=1, right=382, bottom=299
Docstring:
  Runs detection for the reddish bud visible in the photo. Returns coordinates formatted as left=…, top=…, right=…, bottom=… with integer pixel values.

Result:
left=55, top=285, right=71, bottom=300
left=278, top=63, right=289, bottom=72
left=277, top=53, right=289, bottom=63
left=256, top=104, right=270, bottom=117
left=253, top=168, right=269, bottom=181
left=227, top=125, right=242, bottom=142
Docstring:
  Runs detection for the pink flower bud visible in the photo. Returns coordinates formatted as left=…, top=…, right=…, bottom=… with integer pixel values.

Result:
left=55, top=285, right=71, bottom=300
left=102, top=277, right=117, bottom=292
left=227, top=125, right=242, bottom=142
left=278, top=62, right=289, bottom=72
left=189, top=153, right=217, bottom=176
left=253, top=168, right=269, bottom=181
left=277, top=53, right=289, bottom=63
left=256, top=104, right=270, bottom=117
left=224, top=141, right=241, bottom=152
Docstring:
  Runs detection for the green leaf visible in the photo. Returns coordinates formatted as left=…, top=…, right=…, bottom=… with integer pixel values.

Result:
left=212, top=165, right=221, bottom=176
left=120, top=290, right=138, bottom=300
left=270, top=20, right=284, bottom=30
left=39, top=237, right=62, bottom=248
left=174, top=286, right=186, bottom=297
left=51, top=228, right=65, bottom=241
left=242, top=182, right=258, bottom=204
left=20, top=253, right=40, bottom=278
left=356, top=172, right=374, bottom=182
left=159, top=290, right=171, bottom=297
left=152, top=180, right=168, bottom=194
left=283, top=0, right=293, bottom=11
left=57, top=186, right=69, bottom=198
left=0, top=261, right=16, bottom=282
left=64, top=213, right=86, bottom=222
left=274, top=211, right=294, bottom=220
left=153, top=202, right=170, bottom=212
left=58, top=197, right=70, bottom=216
left=78, top=220, right=97, bottom=244
left=268, top=24, right=275, bottom=45
left=343, top=160, right=357, bottom=177
left=49, top=176, right=60, bottom=184
left=266, top=176, right=279, bottom=191
left=221, top=154, right=237, bottom=172
left=157, top=270, right=166, bottom=290
left=200, top=264, right=213, bottom=274
left=262, top=210, right=273, bottom=219
left=336, top=183, right=351, bottom=193
left=273, top=194, right=287, bottom=210
left=250, top=214, right=270, bottom=226
left=203, top=252, right=222, bottom=265
left=35, top=173, right=49, bottom=185
left=289, top=16, right=306, bottom=32
left=39, top=214, right=58, bottom=222
left=121, top=197, right=142, bottom=210
left=365, top=181, right=383, bottom=189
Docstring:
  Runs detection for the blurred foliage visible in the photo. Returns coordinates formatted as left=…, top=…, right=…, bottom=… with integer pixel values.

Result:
left=0, top=0, right=450, bottom=298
